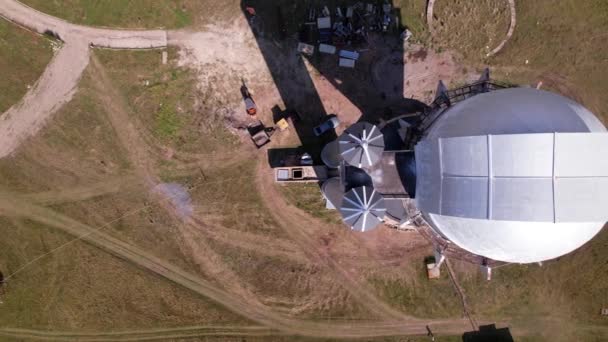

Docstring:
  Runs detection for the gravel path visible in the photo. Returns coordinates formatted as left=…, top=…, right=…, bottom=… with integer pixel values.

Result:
left=0, top=0, right=167, bottom=48
left=0, top=0, right=167, bottom=158
left=0, top=1, right=504, bottom=338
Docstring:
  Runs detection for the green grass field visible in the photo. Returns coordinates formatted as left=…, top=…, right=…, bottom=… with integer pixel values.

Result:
left=1, top=1, right=608, bottom=341
left=491, top=0, right=608, bottom=123
left=0, top=18, right=54, bottom=114
left=0, top=55, right=248, bottom=330
left=280, top=183, right=343, bottom=225
left=20, top=0, right=238, bottom=28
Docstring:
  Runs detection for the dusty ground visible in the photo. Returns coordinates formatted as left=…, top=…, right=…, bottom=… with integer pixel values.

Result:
left=0, top=1, right=479, bottom=338
left=432, top=0, right=511, bottom=61
left=1, top=1, right=607, bottom=341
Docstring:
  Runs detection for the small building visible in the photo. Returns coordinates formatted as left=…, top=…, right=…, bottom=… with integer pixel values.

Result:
left=426, top=262, right=440, bottom=279
left=275, top=166, right=328, bottom=183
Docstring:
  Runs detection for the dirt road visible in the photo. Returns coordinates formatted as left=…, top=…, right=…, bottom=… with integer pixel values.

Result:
left=0, top=41, right=90, bottom=158
left=0, top=0, right=167, bottom=48
left=0, top=0, right=167, bottom=158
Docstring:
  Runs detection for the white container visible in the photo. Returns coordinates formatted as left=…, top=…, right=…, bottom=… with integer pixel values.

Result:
left=319, top=44, right=337, bottom=54
left=317, top=17, right=331, bottom=29
left=339, top=58, right=355, bottom=68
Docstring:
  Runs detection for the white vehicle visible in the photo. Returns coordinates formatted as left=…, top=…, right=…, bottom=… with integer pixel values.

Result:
left=313, top=116, right=340, bottom=136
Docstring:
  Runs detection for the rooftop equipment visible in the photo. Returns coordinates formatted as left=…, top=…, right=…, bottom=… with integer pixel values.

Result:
left=321, top=140, right=341, bottom=168
left=321, top=177, right=343, bottom=209
left=340, top=186, right=386, bottom=232
left=338, top=122, right=385, bottom=169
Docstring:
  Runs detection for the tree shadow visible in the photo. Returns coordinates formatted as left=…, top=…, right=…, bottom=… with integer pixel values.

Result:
left=462, top=324, right=514, bottom=342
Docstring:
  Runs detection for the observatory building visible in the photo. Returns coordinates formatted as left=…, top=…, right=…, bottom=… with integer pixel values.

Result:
left=321, top=75, right=608, bottom=265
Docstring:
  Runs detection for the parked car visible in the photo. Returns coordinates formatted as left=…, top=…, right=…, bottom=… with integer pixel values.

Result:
left=313, top=116, right=340, bottom=136
left=300, top=153, right=313, bottom=165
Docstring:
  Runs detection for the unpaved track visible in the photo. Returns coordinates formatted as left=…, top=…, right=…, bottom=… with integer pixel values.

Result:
left=255, top=160, right=422, bottom=322
left=0, top=326, right=280, bottom=342
left=24, top=174, right=141, bottom=205
left=0, top=0, right=167, bottom=158
left=1, top=1, right=489, bottom=337
left=0, top=41, right=90, bottom=158
left=0, top=193, right=476, bottom=338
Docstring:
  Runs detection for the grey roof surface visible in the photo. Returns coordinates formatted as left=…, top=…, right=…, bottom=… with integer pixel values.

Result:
left=340, top=186, right=386, bottom=232
left=384, top=198, right=407, bottom=222
left=416, top=132, right=608, bottom=223
left=338, top=122, right=384, bottom=168
left=425, top=88, right=607, bottom=140
left=368, top=151, right=410, bottom=197
left=321, top=140, right=341, bottom=168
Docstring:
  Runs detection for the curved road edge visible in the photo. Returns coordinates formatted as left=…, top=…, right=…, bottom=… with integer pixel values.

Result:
left=0, top=41, right=90, bottom=158
left=0, top=0, right=167, bottom=48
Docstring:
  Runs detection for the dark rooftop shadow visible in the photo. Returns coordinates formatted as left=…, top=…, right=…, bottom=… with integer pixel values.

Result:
left=268, top=147, right=307, bottom=168
left=342, top=165, right=373, bottom=191
left=462, top=324, right=514, bottom=342
left=395, top=150, right=416, bottom=197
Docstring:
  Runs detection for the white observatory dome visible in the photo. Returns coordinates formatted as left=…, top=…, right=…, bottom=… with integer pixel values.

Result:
left=415, top=88, right=608, bottom=263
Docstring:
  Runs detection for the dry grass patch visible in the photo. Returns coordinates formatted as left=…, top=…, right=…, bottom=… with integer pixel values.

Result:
left=0, top=217, right=246, bottom=330
left=280, top=183, right=342, bottom=225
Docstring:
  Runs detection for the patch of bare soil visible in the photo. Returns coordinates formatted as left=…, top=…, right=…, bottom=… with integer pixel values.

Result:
left=168, top=8, right=486, bottom=326
left=433, top=0, right=511, bottom=61
left=373, top=44, right=474, bottom=104
left=171, top=18, right=278, bottom=129
left=174, top=19, right=476, bottom=147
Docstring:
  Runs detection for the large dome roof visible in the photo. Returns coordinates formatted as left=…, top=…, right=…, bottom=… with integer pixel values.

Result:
left=415, top=88, right=608, bottom=263
left=426, top=88, right=606, bottom=140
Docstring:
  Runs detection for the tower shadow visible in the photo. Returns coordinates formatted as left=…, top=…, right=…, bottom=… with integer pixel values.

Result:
left=241, top=1, right=424, bottom=163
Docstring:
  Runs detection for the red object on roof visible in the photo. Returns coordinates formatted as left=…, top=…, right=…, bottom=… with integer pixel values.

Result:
left=245, top=97, right=257, bottom=116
